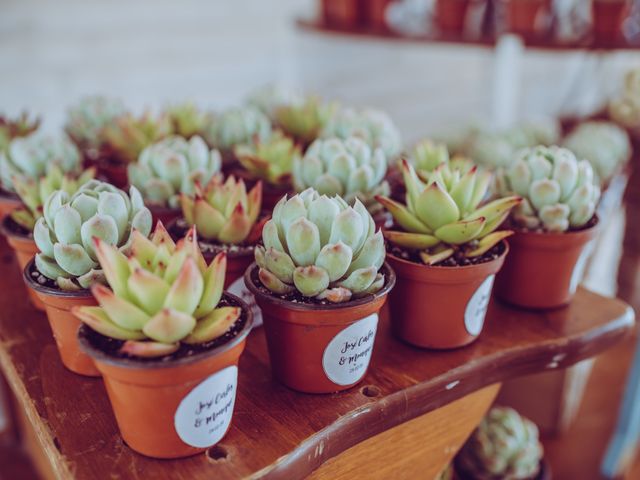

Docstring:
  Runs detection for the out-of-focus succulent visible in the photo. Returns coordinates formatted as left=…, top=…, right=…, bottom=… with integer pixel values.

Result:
left=563, top=121, right=631, bottom=183
left=609, top=68, right=640, bottom=131
left=180, top=175, right=262, bottom=244
left=64, top=96, right=127, bottom=151
left=128, top=135, right=221, bottom=208
left=275, top=96, right=337, bottom=145
left=205, top=106, right=271, bottom=154
left=496, top=146, right=601, bottom=232
left=411, top=139, right=475, bottom=176
left=0, top=112, right=40, bottom=152
left=456, top=407, right=543, bottom=480
left=0, top=133, right=82, bottom=193
left=101, top=111, right=172, bottom=164
left=234, top=131, right=300, bottom=186
left=73, top=224, right=240, bottom=357
left=164, top=101, right=215, bottom=139
left=33, top=180, right=152, bottom=290
left=255, top=189, right=386, bottom=303
left=322, top=107, right=403, bottom=161
left=377, top=160, right=520, bottom=265
left=10, top=166, right=96, bottom=231
left=246, top=84, right=303, bottom=121
left=293, top=137, right=389, bottom=214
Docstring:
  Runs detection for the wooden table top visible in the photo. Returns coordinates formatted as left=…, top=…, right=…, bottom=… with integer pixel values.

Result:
left=0, top=234, right=634, bottom=480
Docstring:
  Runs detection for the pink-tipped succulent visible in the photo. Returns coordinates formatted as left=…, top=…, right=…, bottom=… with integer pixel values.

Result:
left=73, top=223, right=241, bottom=358
left=234, top=130, right=299, bottom=186
left=0, top=112, right=40, bottom=152
left=101, top=111, right=172, bottom=164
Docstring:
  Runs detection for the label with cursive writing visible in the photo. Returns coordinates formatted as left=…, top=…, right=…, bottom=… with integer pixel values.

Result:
left=322, top=314, right=378, bottom=386
left=464, top=275, right=494, bottom=336
left=174, top=366, right=238, bottom=448
left=227, top=277, right=262, bottom=328
left=569, top=240, right=594, bottom=296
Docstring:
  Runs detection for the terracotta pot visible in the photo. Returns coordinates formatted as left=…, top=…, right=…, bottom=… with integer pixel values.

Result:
left=592, top=0, right=629, bottom=44
left=504, top=0, right=549, bottom=38
left=387, top=242, right=508, bottom=349
left=436, top=0, right=471, bottom=34
left=246, top=262, right=395, bottom=393
left=96, top=160, right=128, bottom=189
left=148, top=204, right=181, bottom=227
left=24, top=259, right=100, bottom=377
left=77, top=292, right=253, bottom=459
left=0, top=189, right=21, bottom=220
left=0, top=217, right=44, bottom=310
left=364, top=0, right=393, bottom=31
left=495, top=222, right=599, bottom=309
left=322, top=0, right=362, bottom=29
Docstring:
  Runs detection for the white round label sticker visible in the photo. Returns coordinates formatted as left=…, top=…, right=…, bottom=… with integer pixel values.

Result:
left=322, top=314, right=378, bottom=386
left=174, top=366, right=238, bottom=448
left=464, top=275, right=495, bottom=336
left=569, top=241, right=594, bottom=295
left=227, top=277, right=262, bottom=328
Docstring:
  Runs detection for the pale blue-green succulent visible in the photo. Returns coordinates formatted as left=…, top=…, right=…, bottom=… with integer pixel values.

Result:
left=64, top=95, right=127, bottom=151
left=34, top=180, right=152, bottom=290
left=205, top=106, right=271, bottom=153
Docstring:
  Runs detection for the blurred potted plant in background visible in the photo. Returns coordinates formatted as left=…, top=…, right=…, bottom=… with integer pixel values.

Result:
left=435, top=0, right=471, bottom=34
left=164, top=101, right=215, bottom=139
left=592, top=0, right=630, bottom=44
left=502, top=0, right=552, bottom=39
left=0, top=112, right=40, bottom=153
left=609, top=67, right=640, bottom=139
left=275, top=96, right=337, bottom=150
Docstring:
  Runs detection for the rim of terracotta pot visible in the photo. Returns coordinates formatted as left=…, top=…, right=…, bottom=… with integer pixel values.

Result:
left=245, top=261, right=396, bottom=312
left=23, top=258, right=93, bottom=299
left=0, top=214, right=31, bottom=241
left=508, top=216, right=599, bottom=249
left=77, top=291, right=253, bottom=370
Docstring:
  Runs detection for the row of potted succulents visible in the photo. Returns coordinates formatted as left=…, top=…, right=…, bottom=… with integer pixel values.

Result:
left=0, top=85, right=618, bottom=459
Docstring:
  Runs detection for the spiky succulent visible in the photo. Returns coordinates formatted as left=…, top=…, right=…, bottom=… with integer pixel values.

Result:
left=205, top=106, right=271, bottom=154
left=128, top=135, right=221, bottom=208
left=0, top=112, right=40, bottom=152
left=234, top=131, right=300, bottom=186
left=64, top=95, right=127, bottom=151
left=101, top=111, right=172, bottom=164
left=0, top=133, right=82, bottom=193
left=322, top=107, right=402, bottom=161
left=496, top=146, right=601, bottom=232
left=563, top=121, right=631, bottom=183
left=255, top=189, right=386, bottom=303
left=377, top=161, right=520, bottom=265
left=180, top=175, right=262, bottom=244
left=246, top=84, right=303, bottom=121
left=164, top=101, right=215, bottom=139
left=293, top=137, right=389, bottom=214
left=73, top=224, right=241, bottom=358
left=10, top=166, right=96, bottom=231
left=33, top=180, right=152, bottom=290
left=609, top=67, right=640, bottom=131
left=456, top=407, right=543, bottom=480
left=411, top=139, right=475, bottom=176
left=274, top=96, right=336, bottom=145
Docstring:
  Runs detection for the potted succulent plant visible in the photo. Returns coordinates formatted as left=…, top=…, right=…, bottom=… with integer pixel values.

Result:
left=455, top=407, right=549, bottom=480
left=376, top=160, right=520, bottom=349
left=0, top=112, right=40, bottom=152
left=234, top=131, right=300, bottom=210
left=128, top=135, right=221, bottom=225
left=292, top=136, right=391, bottom=226
left=494, top=146, right=600, bottom=308
left=321, top=0, right=362, bottom=29
left=24, top=180, right=152, bottom=376
left=0, top=133, right=82, bottom=220
left=592, top=0, right=630, bottom=44
left=502, top=0, right=551, bottom=39
left=164, top=101, right=215, bottom=139
left=274, top=96, right=336, bottom=150
left=246, top=84, right=303, bottom=122
left=74, top=225, right=252, bottom=459
left=245, top=189, right=395, bottom=393
left=435, top=0, right=471, bottom=34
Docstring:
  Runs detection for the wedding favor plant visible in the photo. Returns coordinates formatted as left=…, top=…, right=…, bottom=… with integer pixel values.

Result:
left=495, top=146, right=601, bottom=232
left=456, top=407, right=544, bottom=480
left=378, top=160, right=520, bottom=265
left=0, top=112, right=40, bottom=152
left=275, top=96, right=336, bottom=145
left=33, top=180, right=152, bottom=290
left=255, top=189, right=386, bottom=303
left=205, top=106, right=271, bottom=155
left=164, top=101, right=214, bottom=139
left=101, top=111, right=172, bottom=164
left=609, top=67, right=640, bottom=131
left=64, top=95, right=127, bottom=152
left=73, top=224, right=240, bottom=357
left=411, top=139, right=474, bottom=176
left=128, top=135, right=221, bottom=209
left=247, top=84, right=303, bottom=122
left=234, top=130, right=300, bottom=186
left=292, top=136, right=389, bottom=214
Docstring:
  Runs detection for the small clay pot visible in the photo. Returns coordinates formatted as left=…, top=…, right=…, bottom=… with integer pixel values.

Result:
left=0, top=188, right=21, bottom=220
left=246, top=262, right=395, bottom=393
left=435, top=0, right=471, bottom=34
left=78, top=293, right=253, bottom=459
left=364, top=0, right=393, bottom=31
left=0, top=216, right=44, bottom=310
left=148, top=204, right=182, bottom=227
left=322, top=0, right=362, bottom=29
left=387, top=242, right=508, bottom=349
left=24, top=259, right=100, bottom=377
left=495, top=221, right=599, bottom=309
left=592, top=0, right=629, bottom=44
left=503, top=0, right=550, bottom=39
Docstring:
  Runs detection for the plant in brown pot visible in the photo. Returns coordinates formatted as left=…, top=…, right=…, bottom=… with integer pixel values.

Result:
left=592, top=0, right=630, bottom=44
left=494, top=145, right=601, bottom=308
left=24, top=180, right=152, bottom=376
left=74, top=225, right=252, bottom=459
left=128, top=135, right=221, bottom=225
left=245, top=189, right=394, bottom=393
left=502, top=0, right=552, bottom=39
left=376, top=159, right=520, bottom=349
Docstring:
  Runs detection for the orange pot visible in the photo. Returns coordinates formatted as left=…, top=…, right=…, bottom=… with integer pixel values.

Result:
left=0, top=189, right=21, bottom=220
left=322, top=0, right=362, bottom=29
left=592, top=0, right=629, bottom=44
left=148, top=205, right=182, bottom=227
left=246, top=262, right=395, bottom=393
left=436, top=0, right=471, bottom=34
left=77, top=293, right=253, bottom=459
left=364, top=0, right=393, bottom=31
left=504, top=0, right=550, bottom=38
left=387, top=242, right=508, bottom=349
left=495, top=223, right=599, bottom=309
left=24, top=259, right=100, bottom=377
